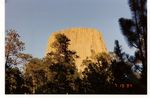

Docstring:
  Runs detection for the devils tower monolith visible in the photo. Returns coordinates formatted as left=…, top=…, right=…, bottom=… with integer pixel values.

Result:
left=46, top=28, right=107, bottom=72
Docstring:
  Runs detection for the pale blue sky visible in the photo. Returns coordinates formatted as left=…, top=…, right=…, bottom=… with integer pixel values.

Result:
left=6, top=0, right=136, bottom=58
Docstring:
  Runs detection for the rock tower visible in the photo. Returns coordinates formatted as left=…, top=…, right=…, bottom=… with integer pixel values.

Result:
left=46, top=28, right=107, bottom=72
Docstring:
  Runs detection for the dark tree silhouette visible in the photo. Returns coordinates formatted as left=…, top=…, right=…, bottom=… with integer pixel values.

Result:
left=37, top=34, right=79, bottom=94
left=5, top=67, right=24, bottom=94
left=112, top=39, right=147, bottom=94
left=114, top=40, right=125, bottom=61
left=81, top=53, right=114, bottom=94
left=118, top=0, right=147, bottom=89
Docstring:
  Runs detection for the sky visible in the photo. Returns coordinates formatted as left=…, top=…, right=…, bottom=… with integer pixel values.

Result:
left=5, top=0, right=136, bottom=58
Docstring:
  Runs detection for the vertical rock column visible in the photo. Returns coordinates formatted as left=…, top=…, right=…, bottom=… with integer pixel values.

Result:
left=46, top=28, right=107, bottom=72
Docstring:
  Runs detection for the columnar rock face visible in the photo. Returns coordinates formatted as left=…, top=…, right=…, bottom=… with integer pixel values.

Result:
left=46, top=28, right=107, bottom=72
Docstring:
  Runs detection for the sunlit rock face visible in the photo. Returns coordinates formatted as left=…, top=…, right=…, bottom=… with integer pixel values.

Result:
left=46, top=28, right=107, bottom=72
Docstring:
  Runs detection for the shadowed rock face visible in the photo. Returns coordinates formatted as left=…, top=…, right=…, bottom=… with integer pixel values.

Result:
left=46, top=28, right=107, bottom=72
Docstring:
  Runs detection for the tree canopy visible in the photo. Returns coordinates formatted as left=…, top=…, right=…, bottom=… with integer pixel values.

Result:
left=5, top=0, right=147, bottom=94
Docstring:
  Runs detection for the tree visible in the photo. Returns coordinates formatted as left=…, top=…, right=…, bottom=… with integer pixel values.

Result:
left=114, top=40, right=125, bottom=61
left=81, top=52, right=114, bottom=93
left=24, top=58, right=51, bottom=94
left=5, top=67, right=24, bottom=94
left=41, top=33, right=79, bottom=94
left=5, top=29, right=32, bottom=67
left=5, top=29, right=32, bottom=94
left=112, top=38, right=146, bottom=94
left=118, top=0, right=147, bottom=87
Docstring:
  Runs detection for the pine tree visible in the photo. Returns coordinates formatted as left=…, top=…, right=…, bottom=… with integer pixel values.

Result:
left=46, top=33, right=78, bottom=94
left=118, top=0, right=147, bottom=89
left=114, top=40, right=125, bottom=61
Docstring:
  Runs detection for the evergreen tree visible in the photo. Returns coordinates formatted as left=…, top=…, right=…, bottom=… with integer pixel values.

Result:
left=24, top=58, right=50, bottom=94
left=42, top=33, right=79, bottom=94
left=118, top=0, right=147, bottom=88
left=114, top=40, right=125, bottom=61
left=81, top=53, right=114, bottom=93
